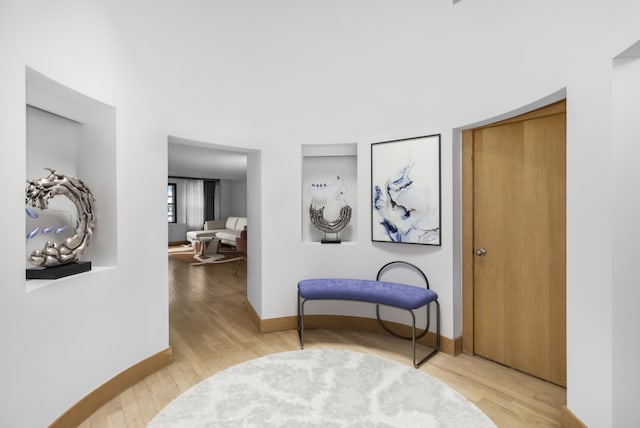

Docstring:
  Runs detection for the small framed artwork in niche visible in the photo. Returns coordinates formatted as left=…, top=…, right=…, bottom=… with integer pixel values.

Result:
left=371, top=134, right=441, bottom=246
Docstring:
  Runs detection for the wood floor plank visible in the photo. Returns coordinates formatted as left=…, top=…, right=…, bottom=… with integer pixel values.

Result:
left=138, top=374, right=166, bottom=414
left=77, top=254, right=565, bottom=427
left=131, top=382, right=159, bottom=422
left=119, top=387, right=144, bottom=427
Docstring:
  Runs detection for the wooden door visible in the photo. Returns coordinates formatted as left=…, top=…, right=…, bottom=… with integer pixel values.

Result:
left=467, top=102, right=566, bottom=386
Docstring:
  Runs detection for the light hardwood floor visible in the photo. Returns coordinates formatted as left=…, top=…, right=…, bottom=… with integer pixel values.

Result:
left=79, top=255, right=566, bottom=427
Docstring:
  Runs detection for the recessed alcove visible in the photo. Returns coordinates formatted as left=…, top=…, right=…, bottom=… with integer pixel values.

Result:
left=301, top=143, right=357, bottom=244
left=25, top=67, right=117, bottom=291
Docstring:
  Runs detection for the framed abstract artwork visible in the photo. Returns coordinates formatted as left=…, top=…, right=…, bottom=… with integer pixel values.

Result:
left=371, top=134, right=441, bottom=246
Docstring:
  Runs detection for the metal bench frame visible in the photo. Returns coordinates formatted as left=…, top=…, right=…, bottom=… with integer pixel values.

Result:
left=297, top=261, right=440, bottom=368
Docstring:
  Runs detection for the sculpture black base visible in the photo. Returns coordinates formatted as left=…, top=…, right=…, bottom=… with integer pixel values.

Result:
left=26, top=261, right=92, bottom=280
left=321, top=239, right=341, bottom=244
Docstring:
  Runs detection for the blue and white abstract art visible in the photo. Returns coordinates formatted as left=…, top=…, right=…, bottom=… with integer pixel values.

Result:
left=371, top=134, right=441, bottom=246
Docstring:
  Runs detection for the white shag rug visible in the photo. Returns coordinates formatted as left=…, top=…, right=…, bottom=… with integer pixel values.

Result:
left=148, top=349, right=496, bottom=428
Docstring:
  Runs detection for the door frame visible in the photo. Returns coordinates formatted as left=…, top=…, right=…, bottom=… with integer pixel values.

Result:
left=461, top=99, right=566, bottom=354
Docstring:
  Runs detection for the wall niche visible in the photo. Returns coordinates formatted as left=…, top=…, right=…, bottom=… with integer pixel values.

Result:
left=301, top=143, right=357, bottom=244
left=25, top=67, right=117, bottom=290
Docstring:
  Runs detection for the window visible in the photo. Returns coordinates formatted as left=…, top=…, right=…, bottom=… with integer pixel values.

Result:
left=167, top=183, right=177, bottom=223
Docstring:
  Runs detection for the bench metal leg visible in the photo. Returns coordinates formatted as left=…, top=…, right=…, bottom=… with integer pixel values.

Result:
left=376, top=301, right=440, bottom=368
left=297, top=291, right=305, bottom=349
left=412, top=300, right=440, bottom=368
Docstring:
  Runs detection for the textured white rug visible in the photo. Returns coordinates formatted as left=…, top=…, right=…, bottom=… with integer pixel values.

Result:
left=148, top=349, right=496, bottom=427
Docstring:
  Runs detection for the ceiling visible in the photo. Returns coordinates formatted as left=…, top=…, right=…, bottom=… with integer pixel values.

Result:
left=168, top=136, right=247, bottom=181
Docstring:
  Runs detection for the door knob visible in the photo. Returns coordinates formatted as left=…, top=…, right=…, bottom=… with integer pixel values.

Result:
left=475, top=248, right=487, bottom=256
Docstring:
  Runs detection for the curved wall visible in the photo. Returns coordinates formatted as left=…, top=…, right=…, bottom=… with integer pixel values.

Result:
left=1, top=0, right=638, bottom=426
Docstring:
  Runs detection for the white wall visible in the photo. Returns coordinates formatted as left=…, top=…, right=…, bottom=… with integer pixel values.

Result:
left=219, top=179, right=247, bottom=219
left=1, top=2, right=168, bottom=426
left=26, top=107, right=80, bottom=178
left=230, top=179, right=247, bottom=217
left=218, top=180, right=233, bottom=220
left=1, top=0, right=639, bottom=426
left=612, top=50, right=640, bottom=428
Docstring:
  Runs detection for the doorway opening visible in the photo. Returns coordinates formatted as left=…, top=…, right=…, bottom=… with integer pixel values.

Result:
left=166, top=136, right=261, bottom=322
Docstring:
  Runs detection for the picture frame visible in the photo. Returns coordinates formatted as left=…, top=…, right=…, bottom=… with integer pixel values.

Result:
left=371, top=134, right=441, bottom=246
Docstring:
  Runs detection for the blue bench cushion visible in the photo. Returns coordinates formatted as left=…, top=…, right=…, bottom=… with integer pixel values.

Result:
left=298, top=278, right=438, bottom=310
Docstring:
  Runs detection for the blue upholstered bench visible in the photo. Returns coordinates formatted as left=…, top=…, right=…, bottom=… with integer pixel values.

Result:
left=297, top=261, right=440, bottom=368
